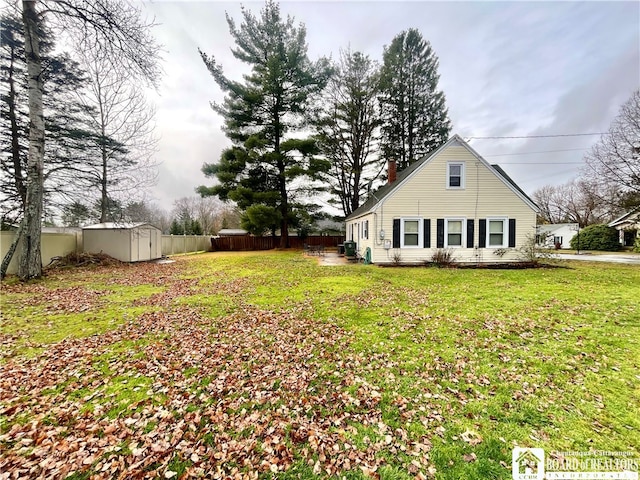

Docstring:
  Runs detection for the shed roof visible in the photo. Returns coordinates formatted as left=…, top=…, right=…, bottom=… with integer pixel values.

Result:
left=83, top=222, right=159, bottom=230
left=346, top=134, right=539, bottom=220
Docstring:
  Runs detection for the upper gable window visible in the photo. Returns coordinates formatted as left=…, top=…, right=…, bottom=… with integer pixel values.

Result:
left=447, top=162, right=465, bottom=189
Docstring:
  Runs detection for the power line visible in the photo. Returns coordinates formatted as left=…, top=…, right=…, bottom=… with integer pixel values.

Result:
left=467, top=133, right=609, bottom=140
left=485, top=147, right=588, bottom=157
left=497, top=162, right=584, bottom=165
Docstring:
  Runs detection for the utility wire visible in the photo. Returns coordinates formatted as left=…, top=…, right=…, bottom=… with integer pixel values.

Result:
left=485, top=147, right=588, bottom=157
left=467, top=133, right=609, bottom=140
left=497, top=162, right=584, bottom=165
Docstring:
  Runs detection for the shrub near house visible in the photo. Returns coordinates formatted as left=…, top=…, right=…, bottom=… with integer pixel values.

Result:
left=570, top=224, right=620, bottom=251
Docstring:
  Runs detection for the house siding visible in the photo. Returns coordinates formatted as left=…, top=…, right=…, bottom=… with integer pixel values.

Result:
left=346, top=145, right=537, bottom=264
left=536, top=223, right=578, bottom=249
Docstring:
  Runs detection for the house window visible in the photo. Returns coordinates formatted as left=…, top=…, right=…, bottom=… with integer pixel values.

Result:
left=363, top=220, right=369, bottom=240
left=445, top=219, right=464, bottom=247
left=487, top=218, right=507, bottom=247
left=402, top=219, right=421, bottom=247
left=447, top=162, right=465, bottom=188
left=553, top=236, right=562, bottom=246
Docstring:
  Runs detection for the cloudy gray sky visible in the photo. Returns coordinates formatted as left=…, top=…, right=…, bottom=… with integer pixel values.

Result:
left=141, top=0, right=640, bottom=214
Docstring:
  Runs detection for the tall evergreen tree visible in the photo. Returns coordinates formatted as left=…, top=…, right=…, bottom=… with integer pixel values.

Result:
left=198, top=0, right=331, bottom=247
left=379, top=28, right=451, bottom=171
left=3, top=0, right=161, bottom=280
left=315, top=49, right=383, bottom=216
left=0, top=13, right=95, bottom=224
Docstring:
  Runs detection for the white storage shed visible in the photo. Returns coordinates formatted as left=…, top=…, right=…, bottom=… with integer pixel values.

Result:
left=83, top=222, right=162, bottom=262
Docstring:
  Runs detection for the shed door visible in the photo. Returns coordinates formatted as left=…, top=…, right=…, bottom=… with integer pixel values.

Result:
left=150, top=229, right=160, bottom=259
left=137, top=228, right=151, bottom=261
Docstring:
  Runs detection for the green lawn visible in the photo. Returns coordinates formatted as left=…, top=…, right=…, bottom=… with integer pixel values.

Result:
left=1, top=251, right=638, bottom=479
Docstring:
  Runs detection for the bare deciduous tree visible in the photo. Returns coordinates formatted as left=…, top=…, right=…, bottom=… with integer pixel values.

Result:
left=172, top=196, right=234, bottom=235
left=71, top=50, right=159, bottom=222
left=533, top=179, right=617, bottom=227
left=315, top=49, right=383, bottom=216
left=2, top=0, right=161, bottom=280
left=584, top=89, right=640, bottom=201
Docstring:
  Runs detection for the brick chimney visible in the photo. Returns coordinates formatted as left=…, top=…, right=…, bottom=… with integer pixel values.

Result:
left=387, top=159, right=397, bottom=184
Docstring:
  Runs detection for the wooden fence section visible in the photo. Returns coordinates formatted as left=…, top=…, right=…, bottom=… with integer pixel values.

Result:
left=211, top=235, right=345, bottom=251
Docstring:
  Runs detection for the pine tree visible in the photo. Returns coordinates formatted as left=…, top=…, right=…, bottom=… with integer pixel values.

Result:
left=169, top=219, right=183, bottom=235
left=198, top=0, right=331, bottom=247
left=0, top=13, right=95, bottom=224
left=379, top=29, right=451, bottom=171
left=3, top=0, right=160, bottom=280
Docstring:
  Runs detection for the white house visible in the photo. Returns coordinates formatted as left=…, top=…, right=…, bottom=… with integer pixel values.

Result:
left=608, top=207, right=640, bottom=247
left=535, top=223, right=578, bottom=249
left=345, top=135, right=539, bottom=264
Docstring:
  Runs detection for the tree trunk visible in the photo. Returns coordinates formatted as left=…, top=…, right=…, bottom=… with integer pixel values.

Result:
left=18, top=0, right=44, bottom=280
left=100, top=142, right=108, bottom=223
left=99, top=83, right=108, bottom=223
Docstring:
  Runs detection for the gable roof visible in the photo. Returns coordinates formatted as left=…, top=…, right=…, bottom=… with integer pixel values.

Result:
left=608, top=206, right=640, bottom=227
left=536, top=223, right=578, bottom=234
left=346, top=134, right=539, bottom=220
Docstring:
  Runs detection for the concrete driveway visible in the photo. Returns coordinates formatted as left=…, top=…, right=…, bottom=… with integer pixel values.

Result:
left=550, top=253, right=640, bottom=265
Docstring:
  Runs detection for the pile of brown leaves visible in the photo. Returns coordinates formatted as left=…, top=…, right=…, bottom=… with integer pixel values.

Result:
left=47, top=252, right=122, bottom=269
left=0, top=262, right=438, bottom=479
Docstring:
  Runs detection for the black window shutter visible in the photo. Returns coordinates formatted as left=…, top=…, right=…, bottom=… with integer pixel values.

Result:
left=508, top=219, right=516, bottom=247
left=436, top=219, right=444, bottom=248
left=392, top=219, right=401, bottom=248
left=466, top=219, right=474, bottom=248
left=479, top=219, right=486, bottom=248
left=424, top=219, right=431, bottom=248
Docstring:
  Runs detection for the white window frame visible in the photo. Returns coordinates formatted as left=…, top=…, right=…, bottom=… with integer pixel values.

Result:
left=401, top=218, right=422, bottom=248
left=362, top=220, right=369, bottom=240
left=447, top=162, right=465, bottom=189
left=486, top=217, right=508, bottom=248
left=445, top=218, right=466, bottom=248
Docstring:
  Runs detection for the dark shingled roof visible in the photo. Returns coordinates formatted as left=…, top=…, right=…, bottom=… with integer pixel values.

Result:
left=346, top=147, right=440, bottom=220
left=490, top=164, right=538, bottom=210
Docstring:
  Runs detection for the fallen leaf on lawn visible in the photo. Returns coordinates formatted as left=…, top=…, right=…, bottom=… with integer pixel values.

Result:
left=460, top=429, right=482, bottom=446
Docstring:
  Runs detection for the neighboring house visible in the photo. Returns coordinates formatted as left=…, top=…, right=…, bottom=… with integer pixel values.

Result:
left=345, top=135, right=539, bottom=264
left=608, top=207, right=640, bottom=246
left=535, top=223, right=578, bottom=249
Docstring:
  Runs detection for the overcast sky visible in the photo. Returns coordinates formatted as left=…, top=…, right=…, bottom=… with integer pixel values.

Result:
left=141, top=0, right=640, bottom=215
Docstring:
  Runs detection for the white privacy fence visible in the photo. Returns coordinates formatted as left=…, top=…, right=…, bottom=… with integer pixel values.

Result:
left=161, top=235, right=211, bottom=255
left=0, top=232, right=211, bottom=275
